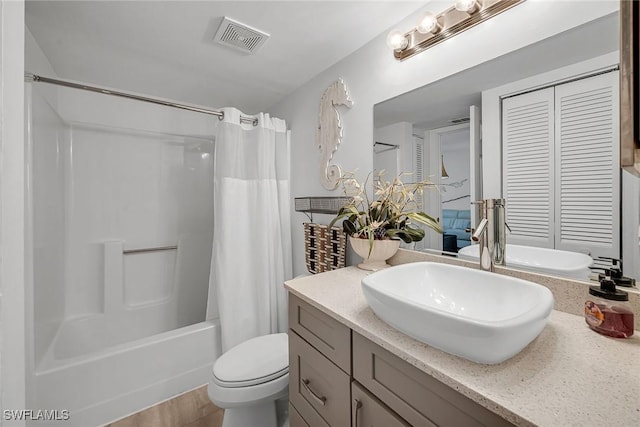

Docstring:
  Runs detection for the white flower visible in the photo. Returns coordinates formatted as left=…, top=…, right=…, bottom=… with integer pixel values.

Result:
left=343, top=178, right=362, bottom=197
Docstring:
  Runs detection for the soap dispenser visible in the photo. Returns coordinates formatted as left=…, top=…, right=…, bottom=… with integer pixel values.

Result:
left=590, top=257, right=636, bottom=287
left=585, top=270, right=634, bottom=338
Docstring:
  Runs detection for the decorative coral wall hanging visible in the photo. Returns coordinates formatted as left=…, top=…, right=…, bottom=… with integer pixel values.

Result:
left=316, top=78, right=353, bottom=190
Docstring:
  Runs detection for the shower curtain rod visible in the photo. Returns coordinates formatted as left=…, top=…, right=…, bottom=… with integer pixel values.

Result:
left=25, top=73, right=259, bottom=126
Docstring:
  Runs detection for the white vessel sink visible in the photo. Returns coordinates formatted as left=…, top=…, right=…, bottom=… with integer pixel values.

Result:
left=458, top=244, right=593, bottom=280
left=361, top=262, right=554, bottom=364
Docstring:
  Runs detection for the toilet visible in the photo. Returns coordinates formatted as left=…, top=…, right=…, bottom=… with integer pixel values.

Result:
left=208, top=333, right=289, bottom=427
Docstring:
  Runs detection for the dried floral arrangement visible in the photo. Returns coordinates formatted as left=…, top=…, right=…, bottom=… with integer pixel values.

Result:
left=329, top=171, right=442, bottom=251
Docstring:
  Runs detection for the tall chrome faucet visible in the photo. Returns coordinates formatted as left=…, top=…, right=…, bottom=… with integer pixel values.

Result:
left=471, top=199, right=507, bottom=271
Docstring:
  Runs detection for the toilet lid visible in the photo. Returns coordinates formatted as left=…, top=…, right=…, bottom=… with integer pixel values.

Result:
left=212, top=333, right=289, bottom=388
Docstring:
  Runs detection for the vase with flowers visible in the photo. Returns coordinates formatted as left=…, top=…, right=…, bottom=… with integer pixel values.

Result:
left=329, top=171, right=442, bottom=270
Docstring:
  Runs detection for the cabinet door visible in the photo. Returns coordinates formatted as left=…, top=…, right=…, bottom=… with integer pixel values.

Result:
left=352, top=381, right=409, bottom=427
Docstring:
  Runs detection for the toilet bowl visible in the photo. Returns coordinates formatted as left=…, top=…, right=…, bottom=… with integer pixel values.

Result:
left=208, top=333, right=289, bottom=427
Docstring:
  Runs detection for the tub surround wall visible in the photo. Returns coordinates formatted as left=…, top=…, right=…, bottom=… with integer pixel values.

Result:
left=28, top=84, right=217, bottom=363
left=57, top=89, right=216, bottom=321
left=26, top=29, right=65, bottom=370
left=29, top=84, right=67, bottom=367
left=285, top=264, right=640, bottom=426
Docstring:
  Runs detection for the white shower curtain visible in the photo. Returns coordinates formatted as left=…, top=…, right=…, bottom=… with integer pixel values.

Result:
left=209, top=107, right=292, bottom=352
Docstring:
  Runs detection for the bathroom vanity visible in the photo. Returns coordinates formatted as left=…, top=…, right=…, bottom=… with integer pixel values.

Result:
left=288, top=293, right=513, bottom=427
left=285, top=263, right=640, bottom=427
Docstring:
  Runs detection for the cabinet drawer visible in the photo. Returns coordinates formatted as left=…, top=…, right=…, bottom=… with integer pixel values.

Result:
left=352, top=381, right=410, bottom=427
left=353, top=333, right=514, bottom=427
left=290, top=330, right=351, bottom=427
left=289, top=293, right=351, bottom=373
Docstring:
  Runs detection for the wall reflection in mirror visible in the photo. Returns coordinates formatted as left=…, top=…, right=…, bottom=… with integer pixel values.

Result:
left=374, top=11, right=640, bottom=285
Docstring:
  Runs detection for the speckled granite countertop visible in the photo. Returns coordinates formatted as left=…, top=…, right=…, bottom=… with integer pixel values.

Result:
left=285, top=266, right=640, bottom=427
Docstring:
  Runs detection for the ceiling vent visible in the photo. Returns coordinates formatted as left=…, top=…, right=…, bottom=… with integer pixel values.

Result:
left=213, top=17, right=269, bottom=54
left=450, top=117, right=470, bottom=124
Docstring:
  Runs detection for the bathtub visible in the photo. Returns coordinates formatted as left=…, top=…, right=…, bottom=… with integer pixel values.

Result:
left=31, top=320, right=220, bottom=426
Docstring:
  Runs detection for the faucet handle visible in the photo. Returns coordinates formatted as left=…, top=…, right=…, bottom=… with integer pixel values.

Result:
left=597, top=256, right=622, bottom=268
left=589, top=265, right=623, bottom=280
left=471, top=218, right=488, bottom=242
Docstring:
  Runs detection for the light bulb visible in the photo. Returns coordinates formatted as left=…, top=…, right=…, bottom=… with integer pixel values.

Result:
left=417, top=11, right=441, bottom=35
left=454, top=0, right=481, bottom=14
left=386, top=29, right=408, bottom=51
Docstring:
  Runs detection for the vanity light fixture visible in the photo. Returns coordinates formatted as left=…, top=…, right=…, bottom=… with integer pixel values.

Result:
left=388, top=0, right=525, bottom=61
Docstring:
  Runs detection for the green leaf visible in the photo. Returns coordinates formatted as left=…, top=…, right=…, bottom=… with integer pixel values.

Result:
left=329, top=205, right=363, bottom=229
left=387, top=230, right=412, bottom=243
left=379, top=205, right=388, bottom=222
left=328, top=208, right=350, bottom=228
left=407, top=212, right=443, bottom=233
left=343, top=219, right=357, bottom=235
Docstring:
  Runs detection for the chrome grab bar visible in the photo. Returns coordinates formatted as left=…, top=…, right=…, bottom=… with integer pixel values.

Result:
left=123, top=245, right=177, bottom=255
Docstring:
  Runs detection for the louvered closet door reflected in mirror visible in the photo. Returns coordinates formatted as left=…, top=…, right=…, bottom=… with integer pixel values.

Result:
left=503, top=71, right=620, bottom=260
left=503, top=87, right=555, bottom=249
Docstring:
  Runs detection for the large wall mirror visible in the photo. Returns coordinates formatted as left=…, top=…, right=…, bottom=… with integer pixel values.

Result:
left=374, top=10, right=640, bottom=286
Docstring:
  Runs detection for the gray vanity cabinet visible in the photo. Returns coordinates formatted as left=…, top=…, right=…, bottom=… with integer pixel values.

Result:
left=288, top=293, right=515, bottom=427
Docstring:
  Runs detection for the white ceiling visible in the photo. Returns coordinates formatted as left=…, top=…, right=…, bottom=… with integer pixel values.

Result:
left=25, top=0, right=424, bottom=114
left=374, top=12, right=619, bottom=132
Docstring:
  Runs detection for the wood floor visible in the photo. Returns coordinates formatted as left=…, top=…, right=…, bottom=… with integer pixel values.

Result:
left=106, top=386, right=223, bottom=427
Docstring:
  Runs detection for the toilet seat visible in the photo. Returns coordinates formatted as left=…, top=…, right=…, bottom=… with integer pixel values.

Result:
left=212, top=333, right=289, bottom=388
